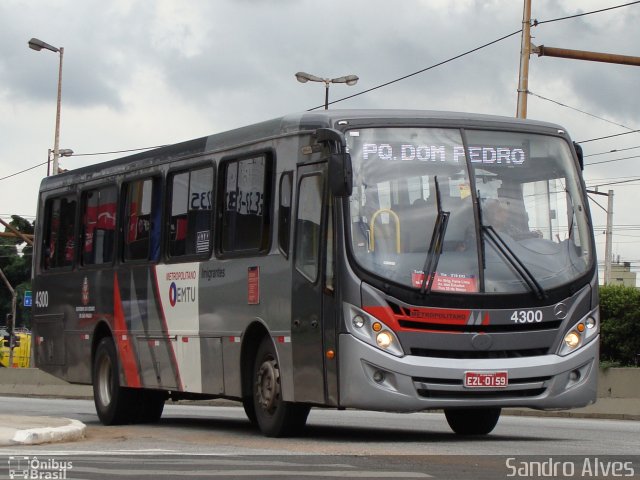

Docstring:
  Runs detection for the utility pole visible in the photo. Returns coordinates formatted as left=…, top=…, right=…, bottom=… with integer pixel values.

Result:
left=516, top=0, right=640, bottom=119
left=604, top=190, right=614, bottom=285
left=587, top=189, right=615, bottom=285
left=516, top=0, right=532, bottom=119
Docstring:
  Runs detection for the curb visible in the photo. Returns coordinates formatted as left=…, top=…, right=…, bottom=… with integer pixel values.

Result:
left=11, top=419, right=86, bottom=446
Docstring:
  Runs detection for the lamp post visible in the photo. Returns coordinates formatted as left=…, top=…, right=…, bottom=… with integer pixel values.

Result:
left=29, top=37, right=64, bottom=175
left=47, top=148, right=73, bottom=176
left=295, top=72, right=359, bottom=109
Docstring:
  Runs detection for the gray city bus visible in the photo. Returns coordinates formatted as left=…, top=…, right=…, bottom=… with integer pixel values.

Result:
left=32, top=110, right=599, bottom=436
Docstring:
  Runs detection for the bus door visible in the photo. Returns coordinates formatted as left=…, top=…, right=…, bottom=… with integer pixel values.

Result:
left=291, top=163, right=338, bottom=405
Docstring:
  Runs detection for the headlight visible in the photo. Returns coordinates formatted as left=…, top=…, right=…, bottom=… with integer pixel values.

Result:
left=557, top=310, right=599, bottom=356
left=564, top=331, right=581, bottom=349
left=344, top=304, right=404, bottom=357
left=376, top=331, right=394, bottom=349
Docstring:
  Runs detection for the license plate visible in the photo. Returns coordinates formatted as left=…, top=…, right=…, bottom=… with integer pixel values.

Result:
left=464, top=371, right=508, bottom=388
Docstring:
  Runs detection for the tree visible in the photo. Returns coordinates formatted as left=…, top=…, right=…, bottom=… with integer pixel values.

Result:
left=599, top=285, right=640, bottom=366
left=0, top=215, right=34, bottom=329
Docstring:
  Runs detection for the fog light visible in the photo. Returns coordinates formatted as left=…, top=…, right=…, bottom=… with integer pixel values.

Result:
left=376, top=330, right=393, bottom=349
left=373, top=370, right=385, bottom=383
left=564, top=331, right=581, bottom=349
left=352, top=315, right=365, bottom=329
left=586, top=317, right=596, bottom=329
left=569, top=369, right=581, bottom=382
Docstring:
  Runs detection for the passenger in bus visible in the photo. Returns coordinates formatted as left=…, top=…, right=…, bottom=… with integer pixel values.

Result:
left=483, top=198, right=540, bottom=239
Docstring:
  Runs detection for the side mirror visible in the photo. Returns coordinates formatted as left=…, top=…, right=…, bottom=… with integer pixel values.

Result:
left=328, top=153, right=353, bottom=197
left=573, top=141, right=584, bottom=171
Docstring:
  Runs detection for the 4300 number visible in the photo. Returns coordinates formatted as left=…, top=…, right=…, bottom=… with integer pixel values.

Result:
left=510, top=310, right=542, bottom=323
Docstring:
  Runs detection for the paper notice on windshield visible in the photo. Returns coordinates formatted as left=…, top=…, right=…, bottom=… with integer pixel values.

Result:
left=412, top=271, right=478, bottom=293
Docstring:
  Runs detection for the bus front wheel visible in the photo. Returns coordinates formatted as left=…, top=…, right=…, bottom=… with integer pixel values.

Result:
left=93, top=337, right=136, bottom=425
left=252, top=337, right=310, bottom=437
left=444, top=407, right=501, bottom=435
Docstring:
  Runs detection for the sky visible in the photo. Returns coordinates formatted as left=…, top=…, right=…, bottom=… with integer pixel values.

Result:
left=1, top=0, right=639, bottom=283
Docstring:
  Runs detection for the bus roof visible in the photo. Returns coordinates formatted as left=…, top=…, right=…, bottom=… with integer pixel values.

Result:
left=38, top=109, right=567, bottom=190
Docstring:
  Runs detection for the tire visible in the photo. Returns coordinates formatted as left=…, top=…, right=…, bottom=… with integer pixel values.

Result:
left=131, top=389, right=166, bottom=424
left=252, top=337, right=310, bottom=437
left=444, top=407, right=501, bottom=435
left=92, top=337, right=136, bottom=425
left=242, top=395, right=258, bottom=426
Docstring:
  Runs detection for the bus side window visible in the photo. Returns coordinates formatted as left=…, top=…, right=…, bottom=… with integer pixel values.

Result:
left=42, top=195, right=77, bottom=270
left=168, top=166, right=214, bottom=258
left=278, top=171, right=293, bottom=257
left=295, top=174, right=323, bottom=282
left=123, top=178, right=159, bottom=262
left=82, top=186, right=117, bottom=266
left=218, top=154, right=272, bottom=255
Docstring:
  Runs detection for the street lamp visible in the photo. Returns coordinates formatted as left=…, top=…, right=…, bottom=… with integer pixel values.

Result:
left=295, top=71, right=359, bottom=110
left=47, top=148, right=73, bottom=176
left=29, top=37, right=64, bottom=175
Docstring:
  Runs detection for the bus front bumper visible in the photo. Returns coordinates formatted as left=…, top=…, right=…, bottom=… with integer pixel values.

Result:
left=338, top=333, right=598, bottom=412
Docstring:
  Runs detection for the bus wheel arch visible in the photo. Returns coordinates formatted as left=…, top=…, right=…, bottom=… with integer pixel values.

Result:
left=91, top=321, right=114, bottom=370
left=240, top=322, right=269, bottom=425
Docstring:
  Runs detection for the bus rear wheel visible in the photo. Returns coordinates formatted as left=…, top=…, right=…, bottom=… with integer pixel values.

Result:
left=93, top=337, right=136, bottom=425
left=252, top=337, right=310, bottom=437
left=444, top=407, right=501, bottom=435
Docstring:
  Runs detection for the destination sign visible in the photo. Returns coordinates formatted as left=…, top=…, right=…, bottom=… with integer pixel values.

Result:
left=361, top=142, right=527, bottom=165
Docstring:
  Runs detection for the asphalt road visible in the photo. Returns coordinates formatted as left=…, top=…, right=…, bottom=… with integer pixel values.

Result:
left=0, top=396, right=638, bottom=479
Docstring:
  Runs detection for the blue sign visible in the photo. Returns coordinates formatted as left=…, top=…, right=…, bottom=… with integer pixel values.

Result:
left=23, top=290, right=32, bottom=308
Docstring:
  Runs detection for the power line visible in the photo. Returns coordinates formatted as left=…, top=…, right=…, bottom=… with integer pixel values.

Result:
left=311, top=29, right=523, bottom=111
left=586, top=153, right=640, bottom=166
left=528, top=91, right=635, bottom=131
left=585, top=145, right=640, bottom=157
left=71, top=145, right=169, bottom=157
left=533, top=1, right=640, bottom=25
left=578, top=129, right=640, bottom=144
left=0, top=145, right=169, bottom=182
left=0, top=161, right=47, bottom=181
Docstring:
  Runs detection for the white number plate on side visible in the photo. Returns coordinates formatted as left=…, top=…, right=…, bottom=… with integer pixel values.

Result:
left=464, top=371, right=508, bottom=388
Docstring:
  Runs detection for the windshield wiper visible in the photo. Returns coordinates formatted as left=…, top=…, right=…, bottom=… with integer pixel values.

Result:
left=482, top=225, right=546, bottom=300
left=420, top=176, right=450, bottom=295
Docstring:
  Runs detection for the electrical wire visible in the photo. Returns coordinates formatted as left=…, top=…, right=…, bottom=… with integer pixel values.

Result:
left=528, top=91, right=635, bottom=131
left=586, top=154, right=640, bottom=166
left=0, top=145, right=167, bottom=182
left=532, top=1, right=640, bottom=25
left=308, top=29, right=523, bottom=111
left=0, top=162, right=47, bottom=181
left=585, top=145, right=640, bottom=157
left=578, top=129, right=640, bottom=144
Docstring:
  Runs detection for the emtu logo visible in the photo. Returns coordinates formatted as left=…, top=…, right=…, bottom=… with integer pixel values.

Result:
left=168, top=282, right=196, bottom=307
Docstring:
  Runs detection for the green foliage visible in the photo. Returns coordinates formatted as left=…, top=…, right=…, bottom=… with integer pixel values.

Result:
left=0, top=216, right=34, bottom=329
left=599, top=285, right=640, bottom=367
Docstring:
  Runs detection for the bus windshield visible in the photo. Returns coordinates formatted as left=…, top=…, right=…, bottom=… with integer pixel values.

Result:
left=346, top=127, right=592, bottom=295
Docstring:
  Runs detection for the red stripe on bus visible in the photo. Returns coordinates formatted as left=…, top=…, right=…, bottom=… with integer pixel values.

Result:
left=113, top=273, right=141, bottom=388
left=363, top=305, right=472, bottom=332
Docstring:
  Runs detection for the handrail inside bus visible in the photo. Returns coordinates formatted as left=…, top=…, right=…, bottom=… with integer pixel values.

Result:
left=369, top=208, right=401, bottom=254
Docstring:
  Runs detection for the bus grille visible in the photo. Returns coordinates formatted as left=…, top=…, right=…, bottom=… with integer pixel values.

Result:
left=399, top=319, right=562, bottom=333
left=416, top=388, right=546, bottom=399
left=410, top=347, right=549, bottom=359
left=413, top=375, right=551, bottom=400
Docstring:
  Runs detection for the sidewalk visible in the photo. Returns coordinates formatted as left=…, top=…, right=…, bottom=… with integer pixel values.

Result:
left=0, top=415, right=86, bottom=446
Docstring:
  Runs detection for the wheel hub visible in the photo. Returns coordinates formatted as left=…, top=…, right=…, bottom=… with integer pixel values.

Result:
left=256, top=358, right=280, bottom=413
